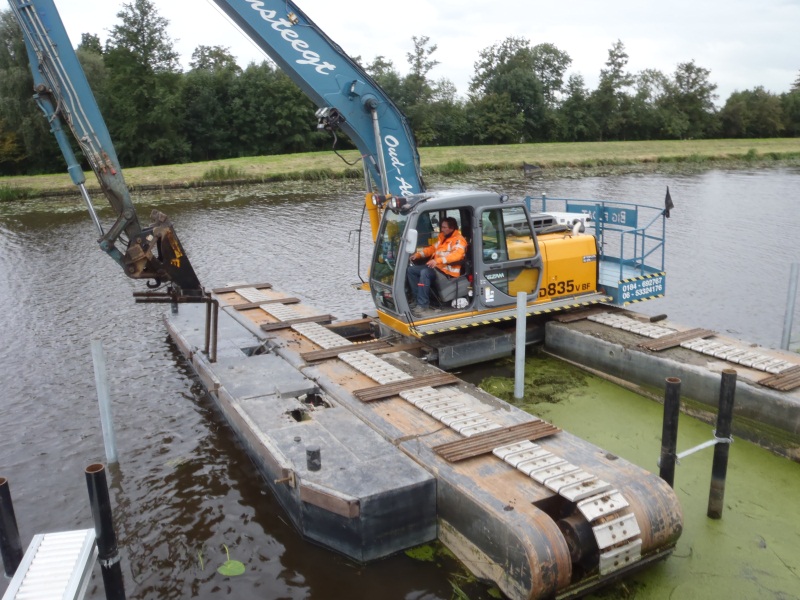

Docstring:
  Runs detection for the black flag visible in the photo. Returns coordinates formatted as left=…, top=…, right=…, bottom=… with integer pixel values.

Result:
left=664, top=186, right=675, bottom=218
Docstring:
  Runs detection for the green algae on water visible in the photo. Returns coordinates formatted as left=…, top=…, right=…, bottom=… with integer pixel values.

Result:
left=480, top=352, right=588, bottom=407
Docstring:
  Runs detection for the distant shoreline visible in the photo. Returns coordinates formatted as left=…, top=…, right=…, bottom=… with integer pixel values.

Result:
left=2, top=138, right=799, bottom=200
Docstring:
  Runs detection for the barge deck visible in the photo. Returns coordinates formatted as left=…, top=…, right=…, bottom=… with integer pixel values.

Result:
left=545, top=310, right=800, bottom=460
left=165, top=283, right=682, bottom=600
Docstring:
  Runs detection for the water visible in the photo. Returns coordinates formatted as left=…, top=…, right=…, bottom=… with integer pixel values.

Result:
left=0, top=167, right=798, bottom=598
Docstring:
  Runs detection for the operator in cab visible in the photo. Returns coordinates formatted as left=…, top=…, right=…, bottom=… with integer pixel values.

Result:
left=407, top=217, right=467, bottom=317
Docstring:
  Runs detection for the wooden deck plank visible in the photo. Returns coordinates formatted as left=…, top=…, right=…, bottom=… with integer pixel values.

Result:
left=260, top=314, right=334, bottom=331
left=433, top=421, right=561, bottom=462
left=353, top=373, right=459, bottom=402
left=233, top=298, right=301, bottom=310
left=302, top=340, right=392, bottom=362
left=212, top=282, right=272, bottom=294
left=551, top=307, right=615, bottom=323
left=638, top=328, right=715, bottom=352
left=759, top=366, right=800, bottom=391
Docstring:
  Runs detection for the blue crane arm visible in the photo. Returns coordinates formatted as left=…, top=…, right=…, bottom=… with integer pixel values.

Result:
left=211, top=0, right=425, bottom=197
left=8, top=0, right=202, bottom=293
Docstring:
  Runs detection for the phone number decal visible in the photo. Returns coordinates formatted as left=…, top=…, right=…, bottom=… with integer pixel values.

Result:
left=620, top=276, right=665, bottom=301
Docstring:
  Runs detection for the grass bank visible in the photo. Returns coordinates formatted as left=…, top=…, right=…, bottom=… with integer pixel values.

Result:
left=2, top=138, right=799, bottom=199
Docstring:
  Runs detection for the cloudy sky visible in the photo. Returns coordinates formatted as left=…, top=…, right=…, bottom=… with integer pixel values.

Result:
left=53, top=0, right=799, bottom=105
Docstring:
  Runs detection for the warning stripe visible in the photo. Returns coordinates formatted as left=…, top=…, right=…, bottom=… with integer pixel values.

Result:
left=619, top=271, right=666, bottom=283
left=421, top=297, right=610, bottom=336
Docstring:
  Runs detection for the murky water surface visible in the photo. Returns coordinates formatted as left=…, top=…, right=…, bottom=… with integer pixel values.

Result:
left=0, top=168, right=798, bottom=598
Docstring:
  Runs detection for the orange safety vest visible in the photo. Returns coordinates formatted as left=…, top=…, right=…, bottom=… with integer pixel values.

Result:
left=412, top=230, right=468, bottom=277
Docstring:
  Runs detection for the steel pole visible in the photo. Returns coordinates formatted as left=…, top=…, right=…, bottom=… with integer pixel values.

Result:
left=85, top=464, right=126, bottom=600
left=91, top=340, right=118, bottom=464
left=0, top=477, right=23, bottom=577
left=514, top=292, right=527, bottom=399
left=781, top=262, right=798, bottom=350
left=659, top=377, right=681, bottom=487
left=708, top=370, right=737, bottom=519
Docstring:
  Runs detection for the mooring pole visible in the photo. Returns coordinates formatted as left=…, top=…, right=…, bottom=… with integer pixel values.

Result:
left=659, top=377, right=682, bottom=487
left=514, top=292, right=527, bottom=399
left=0, top=477, right=23, bottom=577
left=91, top=340, right=118, bottom=464
left=781, top=262, right=798, bottom=350
left=85, top=464, right=126, bottom=600
left=707, top=369, right=737, bottom=519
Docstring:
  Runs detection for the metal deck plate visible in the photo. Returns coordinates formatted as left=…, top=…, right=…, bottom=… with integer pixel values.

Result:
left=592, top=513, right=641, bottom=550
left=577, top=490, right=630, bottom=522
left=3, top=529, right=97, bottom=600
left=599, top=539, right=643, bottom=575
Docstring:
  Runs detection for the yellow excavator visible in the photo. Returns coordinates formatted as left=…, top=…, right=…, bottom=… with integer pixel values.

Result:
left=11, top=0, right=669, bottom=368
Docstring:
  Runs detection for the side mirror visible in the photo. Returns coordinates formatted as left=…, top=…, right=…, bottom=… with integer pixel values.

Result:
left=404, top=229, right=418, bottom=252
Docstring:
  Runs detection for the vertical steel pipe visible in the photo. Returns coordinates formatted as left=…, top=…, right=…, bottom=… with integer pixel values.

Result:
left=708, top=369, right=737, bottom=519
left=781, top=262, right=798, bottom=350
left=659, top=377, right=682, bottom=487
left=91, top=340, right=118, bottom=464
left=85, top=463, right=126, bottom=600
left=514, top=292, right=527, bottom=399
left=0, top=477, right=23, bottom=577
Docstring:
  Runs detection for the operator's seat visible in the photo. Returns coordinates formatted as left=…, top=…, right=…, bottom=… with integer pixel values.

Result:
left=432, top=235, right=472, bottom=305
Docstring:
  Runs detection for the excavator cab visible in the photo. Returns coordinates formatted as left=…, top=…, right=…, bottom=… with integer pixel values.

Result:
left=369, top=193, right=548, bottom=337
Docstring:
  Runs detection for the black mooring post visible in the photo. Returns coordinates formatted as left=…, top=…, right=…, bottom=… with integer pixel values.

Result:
left=659, top=377, right=682, bottom=487
left=708, top=369, right=737, bottom=519
left=0, top=477, right=23, bottom=577
left=85, top=464, right=126, bottom=600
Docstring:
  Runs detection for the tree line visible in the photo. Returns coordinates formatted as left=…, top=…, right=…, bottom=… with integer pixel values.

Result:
left=1, top=0, right=799, bottom=176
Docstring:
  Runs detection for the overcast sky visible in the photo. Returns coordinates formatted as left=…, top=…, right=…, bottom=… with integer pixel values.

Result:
left=53, top=0, right=799, bottom=105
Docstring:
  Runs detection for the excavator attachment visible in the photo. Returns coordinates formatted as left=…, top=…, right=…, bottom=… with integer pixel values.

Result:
left=9, top=0, right=202, bottom=297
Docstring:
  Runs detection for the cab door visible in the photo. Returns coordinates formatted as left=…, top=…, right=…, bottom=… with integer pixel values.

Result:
left=476, top=204, right=543, bottom=307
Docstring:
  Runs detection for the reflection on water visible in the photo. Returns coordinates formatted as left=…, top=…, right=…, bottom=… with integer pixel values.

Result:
left=0, top=167, right=798, bottom=598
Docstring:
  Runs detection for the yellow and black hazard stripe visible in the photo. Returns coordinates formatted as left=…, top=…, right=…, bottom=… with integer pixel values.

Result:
left=420, top=296, right=612, bottom=336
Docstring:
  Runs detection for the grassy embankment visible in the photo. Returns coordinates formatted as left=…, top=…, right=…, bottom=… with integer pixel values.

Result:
left=2, top=138, right=800, bottom=200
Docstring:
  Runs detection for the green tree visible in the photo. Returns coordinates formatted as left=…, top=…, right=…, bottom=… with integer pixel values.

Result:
left=76, top=34, right=108, bottom=111
left=0, top=8, right=61, bottom=174
left=627, top=69, right=669, bottom=140
left=530, top=43, right=571, bottom=107
left=658, top=60, right=718, bottom=139
left=558, top=74, right=597, bottom=141
left=470, top=37, right=547, bottom=142
left=103, top=0, right=187, bottom=164
left=780, top=89, right=800, bottom=137
left=190, top=45, right=241, bottom=73
left=230, top=62, right=322, bottom=157
left=466, top=92, right=524, bottom=144
left=720, top=87, right=784, bottom=138
left=589, top=40, right=634, bottom=140
left=182, top=46, right=241, bottom=160
left=365, top=55, right=404, bottom=103
left=404, top=35, right=439, bottom=104
left=79, top=33, right=103, bottom=55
